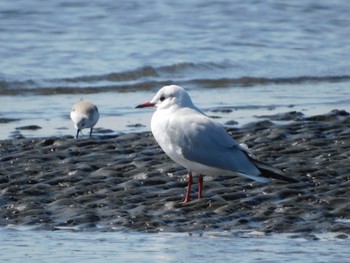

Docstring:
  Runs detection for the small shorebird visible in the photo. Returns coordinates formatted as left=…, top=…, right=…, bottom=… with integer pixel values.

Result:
left=70, top=99, right=99, bottom=138
left=136, top=85, right=296, bottom=203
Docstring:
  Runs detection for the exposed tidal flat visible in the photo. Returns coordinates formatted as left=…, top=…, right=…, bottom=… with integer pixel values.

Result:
left=0, top=110, right=349, bottom=237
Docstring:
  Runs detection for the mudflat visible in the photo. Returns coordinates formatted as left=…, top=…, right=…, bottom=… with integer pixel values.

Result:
left=0, top=110, right=349, bottom=235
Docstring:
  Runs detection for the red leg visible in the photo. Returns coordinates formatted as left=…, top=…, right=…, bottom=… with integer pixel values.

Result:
left=183, top=172, right=193, bottom=203
left=198, top=174, right=203, bottom=199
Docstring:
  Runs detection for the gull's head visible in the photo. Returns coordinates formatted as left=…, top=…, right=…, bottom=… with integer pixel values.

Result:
left=136, top=85, right=194, bottom=110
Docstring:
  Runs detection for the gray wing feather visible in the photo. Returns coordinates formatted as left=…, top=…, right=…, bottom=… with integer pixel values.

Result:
left=169, top=109, right=260, bottom=176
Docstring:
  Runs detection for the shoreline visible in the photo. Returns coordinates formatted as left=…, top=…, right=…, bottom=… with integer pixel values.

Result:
left=0, top=109, right=349, bottom=236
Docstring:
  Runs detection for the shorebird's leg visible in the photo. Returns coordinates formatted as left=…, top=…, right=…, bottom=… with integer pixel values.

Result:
left=89, top=128, right=93, bottom=137
left=76, top=129, right=80, bottom=139
left=198, top=174, right=203, bottom=199
left=183, top=171, right=193, bottom=203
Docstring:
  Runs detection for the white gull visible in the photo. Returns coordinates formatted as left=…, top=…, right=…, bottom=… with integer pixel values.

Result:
left=136, top=85, right=296, bottom=203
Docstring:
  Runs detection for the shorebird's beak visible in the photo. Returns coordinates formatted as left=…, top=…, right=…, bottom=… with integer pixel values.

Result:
left=135, top=102, right=155, bottom=108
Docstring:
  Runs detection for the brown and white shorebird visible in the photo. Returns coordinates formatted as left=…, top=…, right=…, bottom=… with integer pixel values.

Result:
left=136, top=85, right=297, bottom=203
left=70, top=99, right=99, bottom=138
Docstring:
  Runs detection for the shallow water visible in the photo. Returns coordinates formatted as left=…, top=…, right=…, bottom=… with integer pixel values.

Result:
left=0, top=228, right=349, bottom=263
left=1, top=81, right=349, bottom=139
left=1, top=0, right=350, bottom=139
left=1, top=0, right=350, bottom=79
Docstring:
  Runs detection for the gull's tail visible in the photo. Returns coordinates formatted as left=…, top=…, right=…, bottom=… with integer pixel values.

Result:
left=249, top=157, right=298, bottom=183
left=239, top=143, right=298, bottom=183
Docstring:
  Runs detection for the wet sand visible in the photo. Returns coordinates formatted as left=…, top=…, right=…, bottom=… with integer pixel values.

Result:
left=0, top=109, right=349, bottom=236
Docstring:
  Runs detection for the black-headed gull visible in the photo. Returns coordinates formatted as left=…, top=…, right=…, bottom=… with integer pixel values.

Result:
left=70, top=99, right=99, bottom=138
left=136, top=85, right=296, bottom=203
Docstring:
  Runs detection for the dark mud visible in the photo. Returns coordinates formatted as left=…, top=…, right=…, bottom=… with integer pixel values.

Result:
left=0, top=110, right=349, bottom=235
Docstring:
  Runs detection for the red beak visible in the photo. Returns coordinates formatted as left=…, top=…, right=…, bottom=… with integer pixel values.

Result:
left=135, top=102, right=155, bottom=108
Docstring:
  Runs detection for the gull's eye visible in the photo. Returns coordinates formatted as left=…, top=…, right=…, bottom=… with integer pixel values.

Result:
left=159, top=96, right=165, bottom=102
